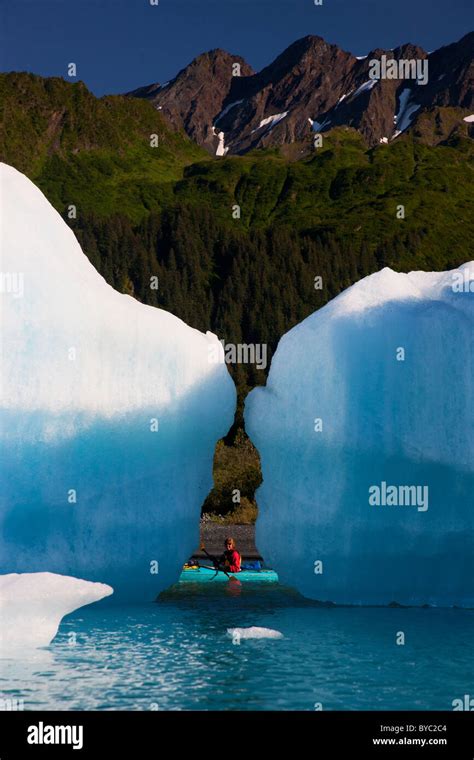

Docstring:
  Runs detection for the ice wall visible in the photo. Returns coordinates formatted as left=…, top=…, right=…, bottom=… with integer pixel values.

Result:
left=246, top=265, right=474, bottom=606
left=0, top=163, right=236, bottom=600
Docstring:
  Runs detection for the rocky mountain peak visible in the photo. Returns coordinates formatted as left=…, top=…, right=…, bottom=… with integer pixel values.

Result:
left=128, top=31, right=474, bottom=154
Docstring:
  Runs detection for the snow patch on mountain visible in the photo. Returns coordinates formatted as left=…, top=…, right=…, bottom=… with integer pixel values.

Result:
left=211, top=126, right=229, bottom=156
left=252, top=112, right=288, bottom=134
left=353, top=79, right=378, bottom=97
left=215, top=99, right=244, bottom=124
left=337, top=90, right=354, bottom=104
left=308, top=116, right=331, bottom=132
left=392, top=87, right=420, bottom=139
left=216, top=131, right=227, bottom=156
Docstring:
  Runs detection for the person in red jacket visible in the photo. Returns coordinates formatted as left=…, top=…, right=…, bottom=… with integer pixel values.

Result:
left=220, top=537, right=241, bottom=573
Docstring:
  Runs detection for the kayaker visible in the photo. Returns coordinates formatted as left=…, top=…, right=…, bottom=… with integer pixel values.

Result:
left=220, top=537, right=241, bottom=573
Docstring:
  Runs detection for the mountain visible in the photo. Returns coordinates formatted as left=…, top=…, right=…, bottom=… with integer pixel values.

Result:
left=128, top=32, right=474, bottom=153
left=128, top=49, right=254, bottom=155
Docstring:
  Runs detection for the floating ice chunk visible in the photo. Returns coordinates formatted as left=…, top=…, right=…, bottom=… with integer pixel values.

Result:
left=227, top=627, right=283, bottom=640
left=246, top=264, right=474, bottom=607
left=0, top=163, right=236, bottom=600
left=0, top=573, right=112, bottom=653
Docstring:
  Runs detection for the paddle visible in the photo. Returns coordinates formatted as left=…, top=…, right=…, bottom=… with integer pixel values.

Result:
left=200, top=545, right=242, bottom=585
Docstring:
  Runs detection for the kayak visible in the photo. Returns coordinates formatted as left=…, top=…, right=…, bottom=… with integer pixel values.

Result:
left=179, top=565, right=278, bottom=584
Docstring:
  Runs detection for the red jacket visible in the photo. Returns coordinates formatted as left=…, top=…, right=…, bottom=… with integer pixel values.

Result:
left=221, top=549, right=241, bottom=573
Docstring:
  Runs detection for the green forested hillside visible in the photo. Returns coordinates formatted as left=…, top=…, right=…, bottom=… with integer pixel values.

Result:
left=0, top=72, right=207, bottom=220
left=2, top=72, right=473, bottom=520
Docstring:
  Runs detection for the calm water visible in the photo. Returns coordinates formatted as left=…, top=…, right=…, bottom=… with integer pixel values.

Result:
left=1, top=583, right=473, bottom=711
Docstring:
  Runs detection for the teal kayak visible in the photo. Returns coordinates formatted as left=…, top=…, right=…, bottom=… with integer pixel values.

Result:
left=179, top=565, right=278, bottom=584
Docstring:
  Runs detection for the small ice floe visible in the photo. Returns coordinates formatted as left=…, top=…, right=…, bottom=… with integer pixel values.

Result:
left=463, top=115, right=474, bottom=123
left=227, top=626, right=283, bottom=640
left=0, top=572, right=113, bottom=654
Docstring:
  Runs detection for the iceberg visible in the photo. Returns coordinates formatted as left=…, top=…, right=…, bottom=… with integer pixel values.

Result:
left=246, top=265, right=474, bottom=606
left=0, top=573, right=113, bottom=653
left=0, top=163, right=236, bottom=600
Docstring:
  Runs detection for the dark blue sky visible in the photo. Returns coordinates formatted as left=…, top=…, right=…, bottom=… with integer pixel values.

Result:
left=1, top=0, right=472, bottom=96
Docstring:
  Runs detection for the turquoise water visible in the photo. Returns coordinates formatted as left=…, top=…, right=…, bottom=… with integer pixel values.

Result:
left=1, top=584, right=473, bottom=711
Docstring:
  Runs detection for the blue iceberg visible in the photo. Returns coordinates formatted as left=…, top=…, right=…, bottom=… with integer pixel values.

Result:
left=0, top=163, right=236, bottom=600
left=246, top=265, right=474, bottom=606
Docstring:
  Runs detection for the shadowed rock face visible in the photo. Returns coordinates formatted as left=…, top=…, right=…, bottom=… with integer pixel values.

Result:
left=128, top=32, right=474, bottom=153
